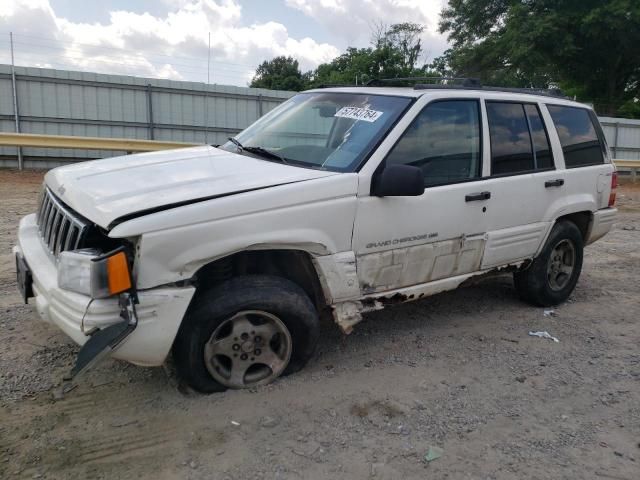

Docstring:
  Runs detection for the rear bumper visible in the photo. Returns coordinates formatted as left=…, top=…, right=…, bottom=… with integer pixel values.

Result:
left=586, top=207, right=617, bottom=245
left=14, top=214, right=195, bottom=366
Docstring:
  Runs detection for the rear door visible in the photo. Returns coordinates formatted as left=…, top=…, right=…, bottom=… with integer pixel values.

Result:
left=479, top=100, right=568, bottom=268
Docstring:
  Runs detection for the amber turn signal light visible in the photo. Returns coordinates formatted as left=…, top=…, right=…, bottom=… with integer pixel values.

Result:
left=106, top=251, right=132, bottom=296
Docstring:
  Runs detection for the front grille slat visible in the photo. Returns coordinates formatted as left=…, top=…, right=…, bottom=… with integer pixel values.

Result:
left=40, top=199, right=53, bottom=235
left=65, top=225, right=78, bottom=251
left=40, top=197, right=50, bottom=228
left=48, top=211, right=62, bottom=248
left=74, top=226, right=88, bottom=249
left=54, top=218, right=70, bottom=256
left=35, top=187, right=90, bottom=257
left=37, top=193, right=48, bottom=226
left=43, top=206, right=56, bottom=244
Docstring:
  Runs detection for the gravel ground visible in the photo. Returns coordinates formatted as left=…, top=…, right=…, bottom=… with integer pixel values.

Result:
left=0, top=168, right=639, bottom=480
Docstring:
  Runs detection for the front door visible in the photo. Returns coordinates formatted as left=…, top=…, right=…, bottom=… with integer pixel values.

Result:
left=352, top=99, right=493, bottom=294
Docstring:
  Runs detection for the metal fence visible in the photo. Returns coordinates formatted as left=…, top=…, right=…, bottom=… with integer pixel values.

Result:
left=599, top=117, right=640, bottom=161
left=0, top=64, right=295, bottom=168
left=2, top=64, right=640, bottom=169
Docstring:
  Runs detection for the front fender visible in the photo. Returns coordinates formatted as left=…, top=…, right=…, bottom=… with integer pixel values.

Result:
left=110, top=176, right=358, bottom=289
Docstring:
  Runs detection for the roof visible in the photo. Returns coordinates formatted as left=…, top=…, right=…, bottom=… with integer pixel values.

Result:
left=304, top=86, right=590, bottom=109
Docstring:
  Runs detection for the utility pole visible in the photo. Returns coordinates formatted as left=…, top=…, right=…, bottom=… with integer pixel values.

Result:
left=10, top=32, right=23, bottom=170
left=204, top=31, right=211, bottom=144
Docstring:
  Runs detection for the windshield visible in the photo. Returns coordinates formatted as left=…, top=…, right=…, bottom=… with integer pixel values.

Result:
left=218, top=92, right=413, bottom=172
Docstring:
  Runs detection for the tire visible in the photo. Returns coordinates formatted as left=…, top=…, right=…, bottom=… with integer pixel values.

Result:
left=513, top=220, right=584, bottom=307
left=173, top=275, right=320, bottom=393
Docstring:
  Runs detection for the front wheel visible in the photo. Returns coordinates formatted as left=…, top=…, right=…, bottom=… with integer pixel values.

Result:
left=173, top=275, right=320, bottom=393
left=514, top=220, right=584, bottom=307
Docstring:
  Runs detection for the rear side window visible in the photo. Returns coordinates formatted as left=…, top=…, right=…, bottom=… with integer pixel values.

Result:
left=486, top=102, right=534, bottom=175
left=524, top=104, right=553, bottom=170
left=487, top=102, right=554, bottom=175
left=547, top=105, right=604, bottom=167
left=385, top=100, right=482, bottom=187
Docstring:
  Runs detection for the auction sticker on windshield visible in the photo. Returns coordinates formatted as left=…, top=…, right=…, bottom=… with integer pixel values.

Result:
left=334, top=106, right=384, bottom=122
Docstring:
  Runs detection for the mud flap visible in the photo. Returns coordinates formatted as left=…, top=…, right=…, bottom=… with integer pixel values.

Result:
left=66, top=293, right=139, bottom=383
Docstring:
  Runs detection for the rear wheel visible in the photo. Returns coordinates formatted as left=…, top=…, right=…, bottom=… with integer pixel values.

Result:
left=173, top=275, right=320, bottom=393
left=514, top=220, right=584, bottom=307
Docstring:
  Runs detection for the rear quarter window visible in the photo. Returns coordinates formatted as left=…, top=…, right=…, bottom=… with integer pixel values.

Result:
left=546, top=105, right=604, bottom=168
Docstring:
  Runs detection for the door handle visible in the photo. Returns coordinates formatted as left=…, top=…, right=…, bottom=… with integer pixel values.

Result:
left=545, top=179, right=564, bottom=188
left=465, top=191, right=491, bottom=202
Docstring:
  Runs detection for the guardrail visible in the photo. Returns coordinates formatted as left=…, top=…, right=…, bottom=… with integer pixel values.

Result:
left=2, top=133, right=639, bottom=182
left=614, top=159, right=640, bottom=182
left=0, top=132, right=199, bottom=153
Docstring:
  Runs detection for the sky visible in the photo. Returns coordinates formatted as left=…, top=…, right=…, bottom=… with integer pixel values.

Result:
left=0, top=0, right=449, bottom=86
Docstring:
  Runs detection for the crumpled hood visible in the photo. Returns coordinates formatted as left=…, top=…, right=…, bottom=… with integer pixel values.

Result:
left=45, top=146, right=338, bottom=229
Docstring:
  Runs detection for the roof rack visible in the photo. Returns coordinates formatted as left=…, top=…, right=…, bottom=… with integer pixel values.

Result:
left=365, top=76, right=481, bottom=87
left=413, top=83, right=567, bottom=99
left=314, top=83, right=357, bottom=89
left=313, top=76, right=568, bottom=99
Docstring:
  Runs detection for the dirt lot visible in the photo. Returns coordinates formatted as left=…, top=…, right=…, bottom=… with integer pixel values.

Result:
left=0, top=169, right=638, bottom=480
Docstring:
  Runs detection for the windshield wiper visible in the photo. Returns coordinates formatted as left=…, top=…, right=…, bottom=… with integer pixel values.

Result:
left=244, top=146, right=289, bottom=165
left=227, top=137, right=289, bottom=165
left=228, top=136, right=244, bottom=150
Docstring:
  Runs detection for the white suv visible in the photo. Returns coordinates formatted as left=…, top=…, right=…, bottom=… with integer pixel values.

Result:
left=14, top=85, right=617, bottom=392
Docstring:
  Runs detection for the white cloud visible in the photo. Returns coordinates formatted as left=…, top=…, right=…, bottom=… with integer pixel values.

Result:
left=0, top=0, right=340, bottom=85
left=285, top=0, right=450, bottom=61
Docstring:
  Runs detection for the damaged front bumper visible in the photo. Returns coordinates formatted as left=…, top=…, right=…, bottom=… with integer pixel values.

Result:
left=14, top=214, right=195, bottom=366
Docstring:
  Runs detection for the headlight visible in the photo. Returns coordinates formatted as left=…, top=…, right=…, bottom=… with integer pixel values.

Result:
left=57, top=248, right=132, bottom=298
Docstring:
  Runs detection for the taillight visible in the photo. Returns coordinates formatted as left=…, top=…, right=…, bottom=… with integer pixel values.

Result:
left=608, top=171, right=617, bottom=207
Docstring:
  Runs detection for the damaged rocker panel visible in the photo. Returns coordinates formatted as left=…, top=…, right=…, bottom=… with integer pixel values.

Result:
left=331, top=261, right=526, bottom=334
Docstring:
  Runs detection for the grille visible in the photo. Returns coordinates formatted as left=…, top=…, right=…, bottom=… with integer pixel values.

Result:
left=36, top=187, right=89, bottom=257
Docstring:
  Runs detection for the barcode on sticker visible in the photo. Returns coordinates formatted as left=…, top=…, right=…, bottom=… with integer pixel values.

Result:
left=334, top=106, right=383, bottom=123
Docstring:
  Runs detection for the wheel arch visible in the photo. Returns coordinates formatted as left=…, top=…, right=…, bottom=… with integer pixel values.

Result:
left=534, top=210, right=593, bottom=258
left=556, top=211, right=593, bottom=243
left=190, top=248, right=329, bottom=315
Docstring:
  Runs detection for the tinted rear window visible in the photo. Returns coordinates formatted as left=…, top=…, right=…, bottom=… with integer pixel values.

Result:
left=547, top=105, right=604, bottom=167
left=486, top=102, right=534, bottom=175
left=524, top=104, right=553, bottom=170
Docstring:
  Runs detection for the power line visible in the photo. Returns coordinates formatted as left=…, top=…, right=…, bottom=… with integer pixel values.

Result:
left=12, top=40, right=255, bottom=74
left=3, top=47, right=253, bottom=84
left=12, top=46, right=233, bottom=77
left=2, top=31, right=258, bottom=69
left=6, top=55, right=250, bottom=83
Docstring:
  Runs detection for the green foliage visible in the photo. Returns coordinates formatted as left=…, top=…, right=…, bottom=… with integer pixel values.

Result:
left=435, top=0, right=640, bottom=117
left=249, top=56, right=306, bottom=91
left=251, top=23, right=440, bottom=90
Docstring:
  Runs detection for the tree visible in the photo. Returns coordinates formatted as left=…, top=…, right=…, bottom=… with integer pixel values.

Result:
left=436, top=0, right=640, bottom=116
left=249, top=56, right=306, bottom=91
left=310, top=47, right=379, bottom=86
left=251, top=23, right=441, bottom=91
left=372, top=22, right=425, bottom=72
left=310, top=23, right=438, bottom=87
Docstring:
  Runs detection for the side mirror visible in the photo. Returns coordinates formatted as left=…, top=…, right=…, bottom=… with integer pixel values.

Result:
left=372, top=164, right=425, bottom=197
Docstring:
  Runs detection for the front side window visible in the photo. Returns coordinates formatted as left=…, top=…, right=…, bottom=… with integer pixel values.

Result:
left=547, top=105, right=604, bottom=167
left=385, top=100, right=482, bottom=187
left=218, top=92, right=412, bottom=172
